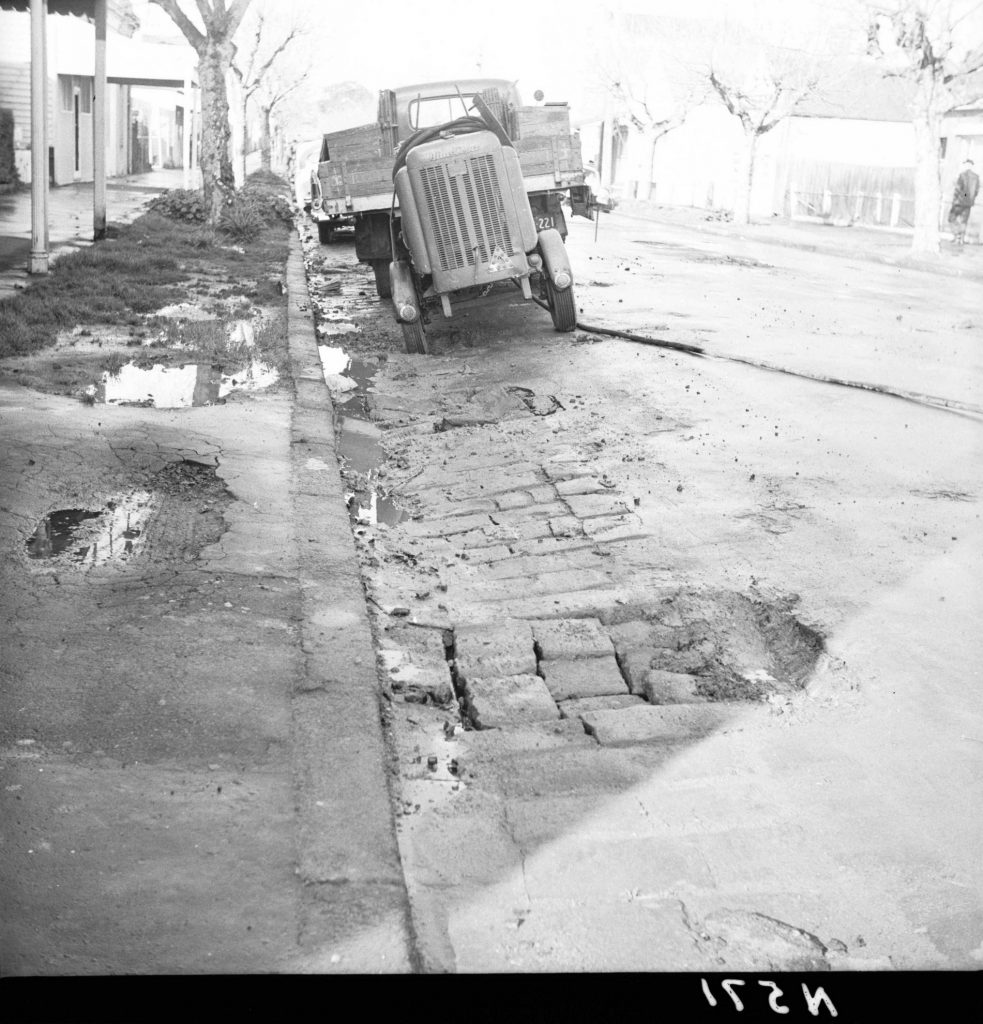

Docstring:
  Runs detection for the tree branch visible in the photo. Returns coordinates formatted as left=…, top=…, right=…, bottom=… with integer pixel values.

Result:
left=192, top=0, right=213, bottom=29
left=226, top=0, right=254, bottom=38
left=251, top=28, right=300, bottom=92
left=150, top=0, right=206, bottom=50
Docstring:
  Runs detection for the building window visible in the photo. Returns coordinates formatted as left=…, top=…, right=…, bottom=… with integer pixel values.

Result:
left=59, top=76, right=73, bottom=112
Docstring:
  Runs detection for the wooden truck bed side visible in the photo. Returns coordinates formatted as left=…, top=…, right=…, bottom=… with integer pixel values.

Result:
left=317, top=122, right=393, bottom=206
left=513, top=106, right=584, bottom=186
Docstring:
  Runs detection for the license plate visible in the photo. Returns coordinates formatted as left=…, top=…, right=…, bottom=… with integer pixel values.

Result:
left=534, top=215, right=555, bottom=230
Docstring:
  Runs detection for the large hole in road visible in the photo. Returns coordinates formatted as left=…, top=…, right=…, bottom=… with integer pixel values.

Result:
left=23, top=460, right=233, bottom=572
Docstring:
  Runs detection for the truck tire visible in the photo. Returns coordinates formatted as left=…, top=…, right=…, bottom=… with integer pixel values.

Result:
left=317, top=220, right=335, bottom=244
left=372, top=260, right=392, bottom=299
left=546, top=277, right=577, bottom=332
left=401, top=319, right=428, bottom=355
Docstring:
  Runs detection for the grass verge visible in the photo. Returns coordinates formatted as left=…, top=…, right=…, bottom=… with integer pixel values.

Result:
left=0, top=172, right=292, bottom=360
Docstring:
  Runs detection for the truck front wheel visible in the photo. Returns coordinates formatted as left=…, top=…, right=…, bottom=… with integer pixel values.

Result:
left=401, top=319, right=428, bottom=355
left=371, top=260, right=392, bottom=299
left=317, top=220, right=335, bottom=245
left=546, top=277, right=577, bottom=332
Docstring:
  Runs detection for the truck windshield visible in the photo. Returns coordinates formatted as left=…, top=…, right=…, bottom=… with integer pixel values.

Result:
left=408, top=94, right=475, bottom=130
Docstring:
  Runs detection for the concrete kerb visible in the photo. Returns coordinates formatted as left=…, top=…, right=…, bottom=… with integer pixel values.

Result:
left=285, top=229, right=418, bottom=970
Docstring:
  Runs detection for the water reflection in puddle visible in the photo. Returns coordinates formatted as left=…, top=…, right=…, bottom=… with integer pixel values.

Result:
left=26, top=492, right=154, bottom=567
left=95, top=360, right=278, bottom=408
left=318, top=344, right=407, bottom=528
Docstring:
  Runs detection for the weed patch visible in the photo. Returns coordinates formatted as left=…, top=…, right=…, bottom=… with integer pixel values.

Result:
left=0, top=196, right=290, bottom=360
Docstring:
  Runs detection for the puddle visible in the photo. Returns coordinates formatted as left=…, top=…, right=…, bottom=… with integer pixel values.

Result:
left=95, top=360, right=278, bottom=407
left=319, top=344, right=408, bottom=528
left=25, top=492, right=154, bottom=567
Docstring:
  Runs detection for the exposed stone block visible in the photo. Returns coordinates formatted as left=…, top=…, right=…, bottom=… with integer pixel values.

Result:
left=539, top=654, right=628, bottom=701
left=533, top=617, right=614, bottom=660
left=463, top=675, right=560, bottom=729
left=555, top=476, right=607, bottom=496
left=455, top=620, right=537, bottom=680
left=616, top=647, right=656, bottom=694
left=581, top=704, right=735, bottom=746
left=610, top=621, right=685, bottom=651
left=558, top=694, right=646, bottom=718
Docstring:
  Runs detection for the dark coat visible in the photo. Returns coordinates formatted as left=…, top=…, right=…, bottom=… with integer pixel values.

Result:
left=953, top=169, right=980, bottom=209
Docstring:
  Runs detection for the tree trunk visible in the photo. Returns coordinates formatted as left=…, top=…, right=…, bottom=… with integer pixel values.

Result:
left=733, top=131, right=757, bottom=225
left=196, top=39, right=236, bottom=224
left=260, top=104, right=272, bottom=172
left=910, top=72, right=946, bottom=256
left=239, top=96, right=248, bottom=186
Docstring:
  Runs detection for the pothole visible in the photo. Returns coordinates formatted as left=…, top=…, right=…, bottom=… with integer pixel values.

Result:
left=23, top=460, right=234, bottom=573
left=24, top=491, right=155, bottom=568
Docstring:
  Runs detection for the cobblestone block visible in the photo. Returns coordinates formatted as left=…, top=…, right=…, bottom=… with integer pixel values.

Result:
left=455, top=620, right=537, bottom=679
left=479, top=548, right=605, bottom=581
left=548, top=516, right=584, bottom=538
left=452, top=568, right=614, bottom=604
left=542, top=460, right=591, bottom=482
left=379, top=648, right=455, bottom=703
left=555, top=476, right=607, bottom=496
left=419, top=497, right=498, bottom=518
left=533, top=617, right=614, bottom=660
left=442, top=470, right=544, bottom=501
left=582, top=515, right=645, bottom=541
left=526, top=484, right=558, bottom=504
left=489, top=502, right=569, bottom=524
left=539, top=655, right=628, bottom=701
left=641, top=670, right=708, bottom=705
left=401, top=513, right=490, bottom=538
left=609, top=621, right=685, bottom=651
left=378, top=624, right=447, bottom=660
left=564, top=493, right=632, bottom=519
left=616, top=647, right=656, bottom=694
left=558, top=694, right=646, bottom=718
left=582, top=703, right=735, bottom=746
left=484, top=520, right=556, bottom=543
left=463, top=675, right=560, bottom=729
left=495, top=491, right=534, bottom=511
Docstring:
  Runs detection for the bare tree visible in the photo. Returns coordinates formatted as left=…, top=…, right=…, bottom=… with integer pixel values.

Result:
left=699, top=9, right=854, bottom=225
left=149, top=0, right=253, bottom=223
left=595, top=13, right=708, bottom=200
left=865, top=0, right=983, bottom=253
left=230, top=5, right=305, bottom=180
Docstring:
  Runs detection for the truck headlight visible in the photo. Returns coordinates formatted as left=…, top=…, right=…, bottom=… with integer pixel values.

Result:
left=553, top=270, right=572, bottom=290
left=398, top=304, right=418, bottom=322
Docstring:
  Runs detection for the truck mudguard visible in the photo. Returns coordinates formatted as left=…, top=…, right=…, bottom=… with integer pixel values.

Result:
left=501, top=147, right=538, bottom=252
left=537, top=227, right=573, bottom=288
left=394, top=167, right=432, bottom=275
left=390, top=260, right=418, bottom=322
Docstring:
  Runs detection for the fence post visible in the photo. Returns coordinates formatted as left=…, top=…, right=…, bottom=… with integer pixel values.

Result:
left=875, top=191, right=883, bottom=223
left=890, top=193, right=901, bottom=227
left=822, top=188, right=832, bottom=216
left=854, top=192, right=863, bottom=222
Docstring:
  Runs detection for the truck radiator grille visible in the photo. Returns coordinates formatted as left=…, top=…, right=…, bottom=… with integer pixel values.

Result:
left=419, top=156, right=515, bottom=273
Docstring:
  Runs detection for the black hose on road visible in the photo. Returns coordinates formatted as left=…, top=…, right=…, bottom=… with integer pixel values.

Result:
left=532, top=295, right=982, bottom=420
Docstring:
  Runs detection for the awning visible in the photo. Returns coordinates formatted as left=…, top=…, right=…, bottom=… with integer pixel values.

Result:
left=56, top=38, right=197, bottom=88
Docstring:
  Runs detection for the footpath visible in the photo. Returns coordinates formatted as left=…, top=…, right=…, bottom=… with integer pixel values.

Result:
left=612, top=198, right=983, bottom=281
left=0, top=197, right=417, bottom=980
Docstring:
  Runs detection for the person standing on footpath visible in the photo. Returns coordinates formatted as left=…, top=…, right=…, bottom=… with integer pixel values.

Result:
left=948, top=159, right=980, bottom=245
